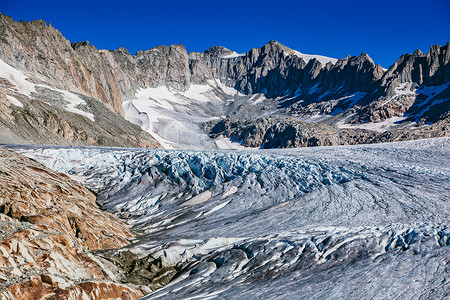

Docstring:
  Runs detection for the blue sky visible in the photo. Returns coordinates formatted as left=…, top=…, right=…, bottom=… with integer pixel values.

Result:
left=2, top=0, right=449, bottom=68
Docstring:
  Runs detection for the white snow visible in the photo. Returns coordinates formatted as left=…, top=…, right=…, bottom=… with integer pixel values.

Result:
left=322, top=92, right=367, bottom=115
left=382, top=82, right=416, bottom=106
left=214, top=137, right=249, bottom=150
left=413, top=83, right=449, bottom=119
left=290, top=50, right=338, bottom=65
left=123, top=80, right=243, bottom=150
left=216, top=80, right=243, bottom=97
left=184, top=190, right=213, bottom=206
left=221, top=52, right=245, bottom=59
left=0, top=59, right=36, bottom=96
left=308, top=83, right=321, bottom=94
left=220, top=48, right=337, bottom=65
left=222, top=186, right=238, bottom=199
left=5, top=95, right=23, bottom=108
left=416, top=83, right=448, bottom=99
left=250, top=93, right=269, bottom=105
left=57, top=89, right=95, bottom=121
left=342, top=92, right=367, bottom=105
left=317, top=90, right=330, bottom=100
left=0, top=59, right=94, bottom=121
left=338, top=116, right=408, bottom=132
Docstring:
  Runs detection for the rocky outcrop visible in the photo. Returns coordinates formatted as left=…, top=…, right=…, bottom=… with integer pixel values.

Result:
left=0, top=147, right=133, bottom=250
left=381, top=43, right=449, bottom=87
left=206, top=117, right=376, bottom=148
left=207, top=116, right=450, bottom=148
left=2, top=276, right=146, bottom=300
left=0, top=147, right=149, bottom=298
left=0, top=217, right=148, bottom=299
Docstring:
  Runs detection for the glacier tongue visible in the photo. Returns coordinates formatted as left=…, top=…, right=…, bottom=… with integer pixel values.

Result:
left=11, top=137, right=450, bottom=299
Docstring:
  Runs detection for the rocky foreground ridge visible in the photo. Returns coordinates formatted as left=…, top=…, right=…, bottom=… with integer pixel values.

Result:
left=0, top=147, right=151, bottom=299
left=0, top=12, right=448, bottom=148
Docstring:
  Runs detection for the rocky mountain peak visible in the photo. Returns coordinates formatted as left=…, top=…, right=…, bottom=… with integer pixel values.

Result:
left=113, top=46, right=131, bottom=55
left=71, top=40, right=95, bottom=50
left=358, top=52, right=374, bottom=63
left=21, top=18, right=47, bottom=28
left=413, top=49, right=425, bottom=56
left=335, top=55, right=352, bottom=68
left=262, top=40, right=291, bottom=54
left=204, top=46, right=234, bottom=57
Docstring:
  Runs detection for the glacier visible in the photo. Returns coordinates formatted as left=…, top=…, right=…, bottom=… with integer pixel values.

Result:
left=122, top=80, right=249, bottom=150
left=10, top=137, right=450, bottom=299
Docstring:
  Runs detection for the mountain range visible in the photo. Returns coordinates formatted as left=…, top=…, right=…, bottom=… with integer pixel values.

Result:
left=0, top=12, right=448, bottom=149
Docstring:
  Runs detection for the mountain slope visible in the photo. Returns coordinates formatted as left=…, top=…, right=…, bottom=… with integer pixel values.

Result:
left=0, top=13, right=160, bottom=148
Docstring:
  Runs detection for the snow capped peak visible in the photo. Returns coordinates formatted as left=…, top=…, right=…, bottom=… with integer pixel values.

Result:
left=288, top=49, right=338, bottom=65
left=261, top=41, right=338, bottom=65
left=221, top=51, right=245, bottom=59
left=203, top=46, right=245, bottom=59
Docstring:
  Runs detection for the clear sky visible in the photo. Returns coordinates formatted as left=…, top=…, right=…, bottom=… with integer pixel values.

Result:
left=1, top=0, right=449, bottom=68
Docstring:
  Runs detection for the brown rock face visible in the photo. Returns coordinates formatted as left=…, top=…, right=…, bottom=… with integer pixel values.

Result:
left=1, top=275, right=146, bottom=300
left=0, top=147, right=147, bottom=299
left=0, top=147, right=132, bottom=250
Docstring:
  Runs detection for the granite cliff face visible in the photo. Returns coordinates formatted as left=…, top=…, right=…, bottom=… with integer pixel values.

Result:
left=189, top=41, right=384, bottom=97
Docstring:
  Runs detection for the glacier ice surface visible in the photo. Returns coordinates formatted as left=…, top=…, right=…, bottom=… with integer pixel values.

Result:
left=11, top=137, right=450, bottom=299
